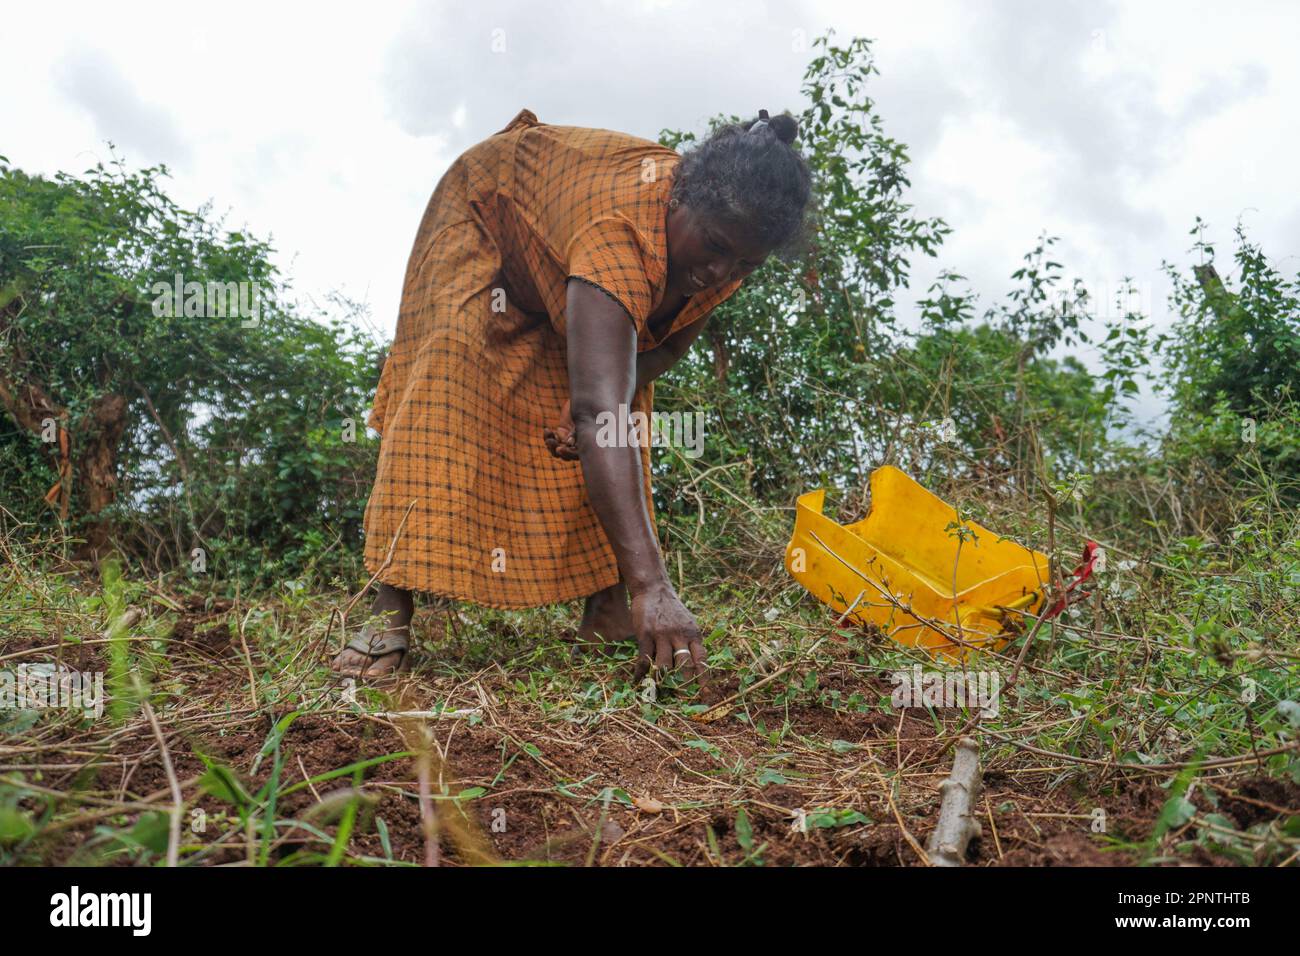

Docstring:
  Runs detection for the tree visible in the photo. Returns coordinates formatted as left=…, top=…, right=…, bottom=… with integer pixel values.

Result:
left=0, top=155, right=382, bottom=576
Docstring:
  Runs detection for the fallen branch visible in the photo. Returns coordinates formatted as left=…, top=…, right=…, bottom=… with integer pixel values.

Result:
left=365, top=708, right=480, bottom=720
left=139, top=695, right=183, bottom=868
left=926, top=736, right=983, bottom=867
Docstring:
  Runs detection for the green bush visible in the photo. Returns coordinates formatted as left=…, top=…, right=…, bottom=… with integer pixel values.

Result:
left=0, top=156, right=382, bottom=587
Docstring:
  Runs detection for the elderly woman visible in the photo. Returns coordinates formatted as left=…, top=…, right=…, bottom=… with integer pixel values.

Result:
left=332, top=107, right=811, bottom=680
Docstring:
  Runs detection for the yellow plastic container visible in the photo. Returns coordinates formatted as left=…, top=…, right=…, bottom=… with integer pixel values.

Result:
left=784, top=466, right=1050, bottom=660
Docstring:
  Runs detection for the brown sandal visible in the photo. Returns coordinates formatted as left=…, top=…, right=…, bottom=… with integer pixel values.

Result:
left=338, top=626, right=410, bottom=678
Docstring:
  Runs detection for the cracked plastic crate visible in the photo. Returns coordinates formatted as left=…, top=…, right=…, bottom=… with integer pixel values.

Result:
left=784, top=465, right=1051, bottom=660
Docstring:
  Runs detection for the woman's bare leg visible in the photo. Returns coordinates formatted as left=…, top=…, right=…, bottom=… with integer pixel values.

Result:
left=332, top=580, right=630, bottom=673
left=330, top=583, right=413, bottom=677
left=574, top=579, right=635, bottom=655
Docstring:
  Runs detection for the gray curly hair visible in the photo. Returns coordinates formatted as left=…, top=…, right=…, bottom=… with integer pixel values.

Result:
left=669, top=110, right=813, bottom=260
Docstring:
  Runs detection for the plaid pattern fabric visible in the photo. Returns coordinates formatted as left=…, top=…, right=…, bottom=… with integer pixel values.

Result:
left=363, top=109, right=742, bottom=608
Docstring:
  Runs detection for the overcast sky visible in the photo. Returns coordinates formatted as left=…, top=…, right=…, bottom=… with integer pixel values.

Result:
left=5, top=0, right=1297, bottom=426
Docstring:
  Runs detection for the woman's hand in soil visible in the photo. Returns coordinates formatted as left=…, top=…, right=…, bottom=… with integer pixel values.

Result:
left=631, top=582, right=707, bottom=683
left=543, top=399, right=579, bottom=461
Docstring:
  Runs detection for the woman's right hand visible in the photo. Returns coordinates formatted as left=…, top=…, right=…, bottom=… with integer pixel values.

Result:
left=543, top=399, right=579, bottom=461
left=630, top=581, right=707, bottom=682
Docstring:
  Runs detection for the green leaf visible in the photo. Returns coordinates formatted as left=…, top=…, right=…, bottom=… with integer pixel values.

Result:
left=0, top=806, right=35, bottom=844
left=197, top=756, right=253, bottom=809
left=1158, top=795, right=1197, bottom=831
left=736, top=808, right=754, bottom=851
left=121, top=811, right=171, bottom=855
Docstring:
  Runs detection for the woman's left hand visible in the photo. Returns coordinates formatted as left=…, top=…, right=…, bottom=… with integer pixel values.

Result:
left=543, top=399, right=580, bottom=460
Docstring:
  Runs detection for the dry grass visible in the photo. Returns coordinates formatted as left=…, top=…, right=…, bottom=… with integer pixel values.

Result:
left=2, top=467, right=1297, bottom=868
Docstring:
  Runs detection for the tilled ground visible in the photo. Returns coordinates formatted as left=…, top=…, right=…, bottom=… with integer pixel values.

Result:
left=4, top=595, right=1295, bottom=867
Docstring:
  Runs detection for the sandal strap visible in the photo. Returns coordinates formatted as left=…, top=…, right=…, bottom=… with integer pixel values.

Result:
left=345, top=629, right=409, bottom=657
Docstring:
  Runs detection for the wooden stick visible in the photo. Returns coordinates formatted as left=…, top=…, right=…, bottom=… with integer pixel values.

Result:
left=416, top=733, right=439, bottom=867
left=140, top=697, right=183, bottom=868
left=926, top=736, right=983, bottom=867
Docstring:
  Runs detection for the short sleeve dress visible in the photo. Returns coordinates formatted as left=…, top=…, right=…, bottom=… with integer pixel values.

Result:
left=363, top=109, right=743, bottom=608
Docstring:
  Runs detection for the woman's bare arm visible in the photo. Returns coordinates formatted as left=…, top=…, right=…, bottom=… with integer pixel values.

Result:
left=564, top=278, right=706, bottom=680
left=547, top=316, right=709, bottom=461
left=635, top=316, right=709, bottom=390
left=565, top=280, right=665, bottom=594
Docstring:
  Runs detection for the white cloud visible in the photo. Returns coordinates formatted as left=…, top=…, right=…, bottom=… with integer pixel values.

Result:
left=2, top=0, right=1295, bottom=431
left=55, top=49, right=192, bottom=166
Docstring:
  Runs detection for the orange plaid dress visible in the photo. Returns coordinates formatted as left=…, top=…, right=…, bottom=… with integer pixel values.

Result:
left=363, top=109, right=743, bottom=608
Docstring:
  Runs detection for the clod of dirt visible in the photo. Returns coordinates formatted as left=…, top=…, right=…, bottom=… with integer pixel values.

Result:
left=634, top=795, right=666, bottom=814
left=167, top=594, right=234, bottom=653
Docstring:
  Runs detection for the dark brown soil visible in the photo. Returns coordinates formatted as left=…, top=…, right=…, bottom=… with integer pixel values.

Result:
left=6, top=597, right=1293, bottom=867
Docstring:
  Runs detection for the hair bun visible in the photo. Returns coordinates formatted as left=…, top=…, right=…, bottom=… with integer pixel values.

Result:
left=749, top=110, right=798, bottom=145
left=768, top=113, right=798, bottom=145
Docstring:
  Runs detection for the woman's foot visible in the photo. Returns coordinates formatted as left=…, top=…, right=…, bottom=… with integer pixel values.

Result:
left=573, top=580, right=634, bottom=656
left=330, top=584, right=414, bottom=678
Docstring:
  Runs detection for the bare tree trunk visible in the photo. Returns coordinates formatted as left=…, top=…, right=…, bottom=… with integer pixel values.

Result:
left=709, top=327, right=729, bottom=384
left=75, top=393, right=128, bottom=556
left=0, top=368, right=72, bottom=518
left=2, top=292, right=127, bottom=550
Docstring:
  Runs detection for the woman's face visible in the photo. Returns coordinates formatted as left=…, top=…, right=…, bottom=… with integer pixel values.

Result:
left=665, top=201, right=771, bottom=298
